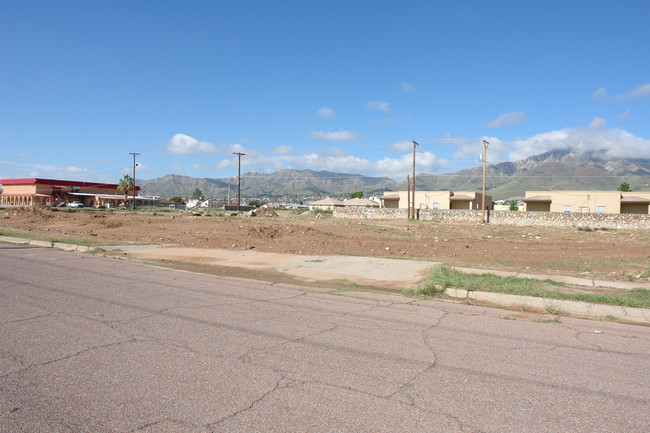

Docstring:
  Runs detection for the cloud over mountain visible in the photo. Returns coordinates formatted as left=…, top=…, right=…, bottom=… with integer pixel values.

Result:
left=455, top=118, right=650, bottom=163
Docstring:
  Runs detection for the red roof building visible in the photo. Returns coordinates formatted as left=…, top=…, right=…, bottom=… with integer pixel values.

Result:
left=0, top=178, right=142, bottom=208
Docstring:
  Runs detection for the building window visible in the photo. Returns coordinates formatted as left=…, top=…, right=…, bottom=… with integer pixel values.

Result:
left=433, top=202, right=439, bottom=209
left=564, top=205, right=572, bottom=212
left=597, top=205, right=605, bottom=213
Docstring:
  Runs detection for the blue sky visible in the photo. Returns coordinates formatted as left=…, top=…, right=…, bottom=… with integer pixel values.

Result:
left=1, top=0, right=649, bottom=184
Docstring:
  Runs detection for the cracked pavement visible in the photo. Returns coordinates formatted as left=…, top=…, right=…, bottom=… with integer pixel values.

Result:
left=1, top=246, right=649, bottom=432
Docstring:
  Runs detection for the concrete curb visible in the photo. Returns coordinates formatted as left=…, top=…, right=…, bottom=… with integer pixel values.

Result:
left=0, top=236, right=95, bottom=252
left=0, top=236, right=29, bottom=244
left=445, top=288, right=650, bottom=324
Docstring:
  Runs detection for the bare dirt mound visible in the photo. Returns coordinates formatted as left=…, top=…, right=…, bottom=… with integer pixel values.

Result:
left=250, top=207, right=279, bottom=217
left=1, top=208, right=650, bottom=283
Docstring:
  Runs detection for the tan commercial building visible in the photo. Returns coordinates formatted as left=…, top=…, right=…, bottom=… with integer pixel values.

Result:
left=523, top=190, right=650, bottom=214
left=0, top=178, right=147, bottom=208
left=380, top=190, right=492, bottom=211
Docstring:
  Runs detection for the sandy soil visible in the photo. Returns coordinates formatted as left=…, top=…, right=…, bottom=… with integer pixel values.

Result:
left=1, top=207, right=649, bottom=284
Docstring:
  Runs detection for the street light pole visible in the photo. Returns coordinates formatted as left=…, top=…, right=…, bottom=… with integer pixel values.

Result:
left=129, top=152, right=140, bottom=210
left=481, top=140, right=488, bottom=223
left=233, top=152, right=246, bottom=211
left=411, top=141, right=419, bottom=220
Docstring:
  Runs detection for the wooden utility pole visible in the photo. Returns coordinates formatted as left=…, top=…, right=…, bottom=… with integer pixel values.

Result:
left=481, top=139, right=488, bottom=223
left=129, top=152, right=140, bottom=210
left=411, top=141, right=419, bottom=220
left=233, top=152, right=246, bottom=211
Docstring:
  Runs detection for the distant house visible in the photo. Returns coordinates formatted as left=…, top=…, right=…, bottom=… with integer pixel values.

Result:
left=307, top=197, right=344, bottom=211
left=380, top=190, right=493, bottom=211
left=342, top=198, right=380, bottom=207
left=523, top=190, right=650, bottom=214
left=0, top=178, right=159, bottom=208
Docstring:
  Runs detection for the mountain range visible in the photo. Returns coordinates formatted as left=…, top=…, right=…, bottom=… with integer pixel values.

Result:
left=139, top=149, right=650, bottom=201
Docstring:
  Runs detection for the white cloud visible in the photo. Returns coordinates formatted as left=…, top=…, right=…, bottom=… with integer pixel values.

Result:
left=376, top=151, right=449, bottom=178
left=389, top=140, right=414, bottom=152
left=593, top=83, right=650, bottom=101
left=171, top=164, right=184, bottom=172
left=64, top=166, right=87, bottom=173
left=202, top=144, right=449, bottom=179
left=366, top=100, right=390, bottom=112
left=453, top=117, right=650, bottom=162
left=311, top=130, right=363, bottom=141
left=592, top=86, right=607, bottom=100
left=16, top=153, right=28, bottom=158
left=272, top=145, right=292, bottom=155
left=617, top=109, right=630, bottom=120
left=316, top=107, right=336, bottom=119
left=192, top=163, right=206, bottom=169
left=401, top=82, right=414, bottom=92
left=165, top=133, right=218, bottom=154
left=615, top=83, right=650, bottom=100
left=487, top=111, right=525, bottom=128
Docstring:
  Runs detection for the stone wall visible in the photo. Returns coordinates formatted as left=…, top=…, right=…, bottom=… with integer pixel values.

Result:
left=488, top=210, right=650, bottom=229
left=334, top=207, right=650, bottom=229
left=334, top=207, right=407, bottom=220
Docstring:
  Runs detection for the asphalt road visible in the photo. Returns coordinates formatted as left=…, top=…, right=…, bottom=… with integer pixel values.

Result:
left=1, top=245, right=649, bottom=433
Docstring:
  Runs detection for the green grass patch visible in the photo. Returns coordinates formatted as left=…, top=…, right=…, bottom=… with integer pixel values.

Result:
left=417, top=266, right=650, bottom=308
left=1, top=231, right=44, bottom=241
left=332, top=279, right=403, bottom=294
left=534, top=318, right=561, bottom=324
left=156, top=259, right=212, bottom=269
left=544, top=305, right=563, bottom=315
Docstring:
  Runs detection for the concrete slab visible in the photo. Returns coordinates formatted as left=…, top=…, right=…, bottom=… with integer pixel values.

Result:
left=118, top=246, right=436, bottom=290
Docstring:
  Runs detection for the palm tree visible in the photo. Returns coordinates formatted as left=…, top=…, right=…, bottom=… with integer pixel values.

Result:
left=118, top=174, right=134, bottom=208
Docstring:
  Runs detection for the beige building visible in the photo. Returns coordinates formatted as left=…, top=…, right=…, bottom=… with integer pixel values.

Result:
left=307, top=197, right=344, bottom=211
left=523, top=190, right=650, bottom=214
left=342, top=198, right=380, bottom=207
left=380, top=190, right=492, bottom=211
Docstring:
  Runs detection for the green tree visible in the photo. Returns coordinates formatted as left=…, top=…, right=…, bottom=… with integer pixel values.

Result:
left=350, top=191, right=364, bottom=199
left=617, top=182, right=631, bottom=192
left=169, top=196, right=185, bottom=205
left=118, top=174, right=134, bottom=207
left=191, top=188, right=204, bottom=200
left=248, top=199, right=263, bottom=207
left=509, top=200, right=519, bottom=211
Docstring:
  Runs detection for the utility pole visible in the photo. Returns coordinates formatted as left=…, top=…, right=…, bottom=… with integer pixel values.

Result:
left=481, top=139, right=488, bottom=223
left=233, top=152, right=246, bottom=211
left=411, top=141, right=419, bottom=220
left=129, top=152, right=140, bottom=210
left=227, top=181, right=231, bottom=207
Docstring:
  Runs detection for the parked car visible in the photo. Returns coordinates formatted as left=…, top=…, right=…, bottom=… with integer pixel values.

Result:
left=68, top=201, right=84, bottom=208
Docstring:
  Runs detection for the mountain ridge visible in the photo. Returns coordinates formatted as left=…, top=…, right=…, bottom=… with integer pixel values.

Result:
left=139, top=150, right=650, bottom=200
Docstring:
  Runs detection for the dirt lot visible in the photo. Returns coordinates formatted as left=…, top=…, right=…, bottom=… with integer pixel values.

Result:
left=1, top=206, right=650, bottom=284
